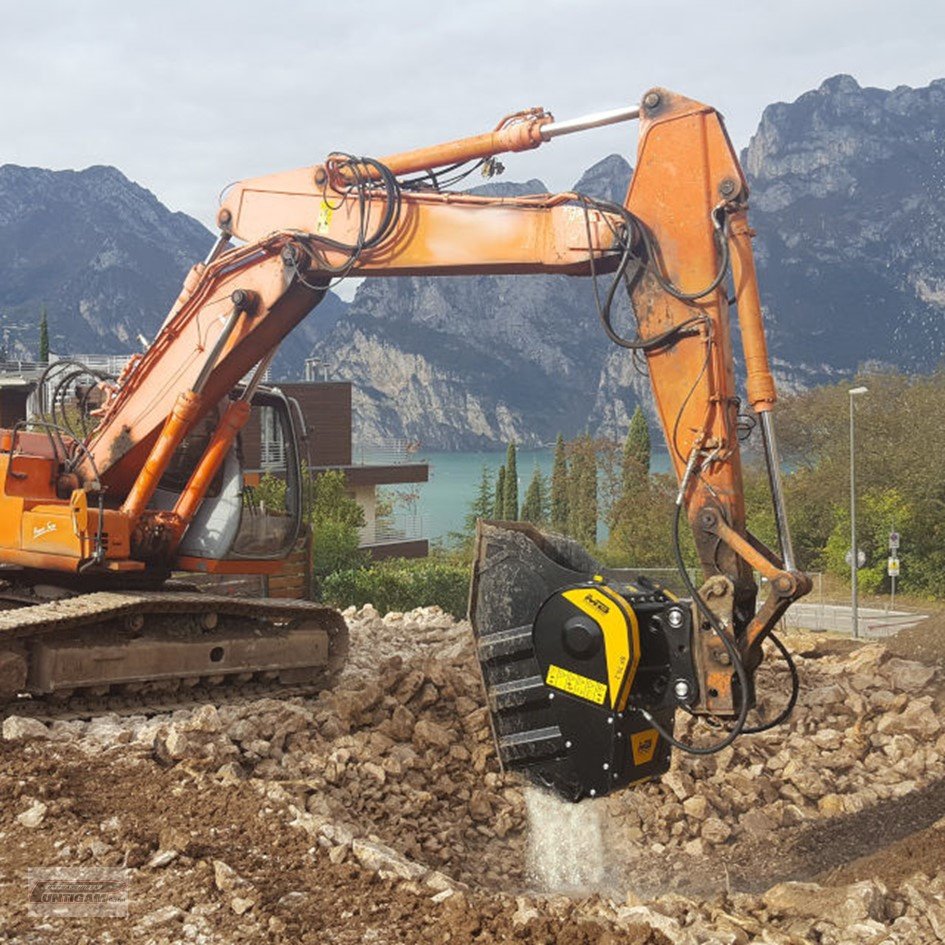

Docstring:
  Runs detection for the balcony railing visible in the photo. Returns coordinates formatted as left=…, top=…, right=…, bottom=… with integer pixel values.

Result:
left=260, top=441, right=287, bottom=469
left=359, top=514, right=426, bottom=547
left=353, top=438, right=424, bottom=466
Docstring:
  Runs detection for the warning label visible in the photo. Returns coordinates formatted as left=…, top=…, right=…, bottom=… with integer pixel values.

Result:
left=545, top=664, right=607, bottom=705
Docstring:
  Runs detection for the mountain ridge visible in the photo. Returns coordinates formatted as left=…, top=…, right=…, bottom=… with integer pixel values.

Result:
left=2, top=74, right=943, bottom=447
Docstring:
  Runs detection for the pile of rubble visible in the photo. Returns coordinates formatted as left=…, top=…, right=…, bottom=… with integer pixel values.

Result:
left=2, top=604, right=944, bottom=944
left=605, top=641, right=944, bottom=892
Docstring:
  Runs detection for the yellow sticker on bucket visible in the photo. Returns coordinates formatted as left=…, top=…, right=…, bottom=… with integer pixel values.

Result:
left=546, top=664, right=607, bottom=705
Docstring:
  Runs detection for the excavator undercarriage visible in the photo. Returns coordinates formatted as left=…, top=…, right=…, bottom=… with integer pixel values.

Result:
left=0, top=589, right=348, bottom=710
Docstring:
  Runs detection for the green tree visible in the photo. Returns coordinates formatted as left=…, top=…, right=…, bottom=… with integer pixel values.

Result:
left=311, top=519, right=366, bottom=583
left=374, top=487, right=395, bottom=532
left=737, top=370, right=945, bottom=597
left=623, top=406, right=651, bottom=493
left=38, top=308, right=49, bottom=363
left=308, top=469, right=364, bottom=529
left=823, top=488, right=915, bottom=594
left=567, top=434, right=598, bottom=547
left=493, top=465, right=506, bottom=519
left=255, top=472, right=287, bottom=511
left=521, top=464, right=549, bottom=525
left=465, top=464, right=493, bottom=532
left=550, top=433, right=570, bottom=533
left=307, top=469, right=367, bottom=590
left=249, top=469, right=367, bottom=596
left=604, top=474, right=698, bottom=570
left=503, top=442, right=519, bottom=520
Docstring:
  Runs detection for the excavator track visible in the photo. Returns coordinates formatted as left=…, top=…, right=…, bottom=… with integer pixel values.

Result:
left=0, top=591, right=348, bottom=714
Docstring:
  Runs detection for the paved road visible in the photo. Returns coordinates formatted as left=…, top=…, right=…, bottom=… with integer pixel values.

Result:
left=784, top=602, right=928, bottom=637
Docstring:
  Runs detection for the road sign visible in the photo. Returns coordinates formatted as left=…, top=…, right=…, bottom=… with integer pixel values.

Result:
left=889, top=531, right=900, bottom=552
left=845, top=549, right=867, bottom=568
left=888, top=557, right=900, bottom=577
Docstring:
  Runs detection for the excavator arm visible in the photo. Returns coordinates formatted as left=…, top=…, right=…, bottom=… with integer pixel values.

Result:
left=1, top=89, right=809, bottom=798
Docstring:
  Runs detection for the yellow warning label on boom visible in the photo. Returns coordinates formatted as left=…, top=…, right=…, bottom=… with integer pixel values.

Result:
left=545, top=664, right=607, bottom=705
left=316, top=201, right=334, bottom=234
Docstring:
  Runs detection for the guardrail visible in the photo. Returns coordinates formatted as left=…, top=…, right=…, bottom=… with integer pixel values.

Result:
left=0, top=360, right=50, bottom=375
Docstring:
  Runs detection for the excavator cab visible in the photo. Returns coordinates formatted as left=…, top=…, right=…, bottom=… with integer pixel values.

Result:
left=153, top=386, right=304, bottom=567
left=230, top=388, right=305, bottom=562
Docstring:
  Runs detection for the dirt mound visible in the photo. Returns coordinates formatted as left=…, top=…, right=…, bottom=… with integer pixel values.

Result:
left=886, top=612, right=945, bottom=665
left=3, top=606, right=945, bottom=944
left=601, top=632, right=945, bottom=898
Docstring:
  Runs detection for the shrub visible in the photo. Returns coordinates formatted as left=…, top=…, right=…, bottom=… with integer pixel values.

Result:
left=312, top=519, right=369, bottom=588
left=321, top=558, right=470, bottom=619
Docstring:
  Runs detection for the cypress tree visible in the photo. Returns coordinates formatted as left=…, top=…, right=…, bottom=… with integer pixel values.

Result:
left=550, top=433, right=569, bottom=533
left=38, top=308, right=49, bottom=363
left=568, top=434, right=598, bottom=547
left=493, top=466, right=506, bottom=519
left=465, top=464, right=493, bottom=532
left=622, top=405, right=651, bottom=493
left=503, top=442, right=519, bottom=520
left=521, top=464, right=549, bottom=525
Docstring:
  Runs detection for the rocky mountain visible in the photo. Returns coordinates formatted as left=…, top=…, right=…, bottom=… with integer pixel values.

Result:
left=0, top=164, right=345, bottom=379
left=310, top=75, right=945, bottom=448
left=0, top=164, right=213, bottom=356
left=744, top=74, right=945, bottom=375
left=4, top=75, right=944, bottom=448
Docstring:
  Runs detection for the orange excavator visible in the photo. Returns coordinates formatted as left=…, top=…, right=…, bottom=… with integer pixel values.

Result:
left=0, top=88, right=809, bottom=799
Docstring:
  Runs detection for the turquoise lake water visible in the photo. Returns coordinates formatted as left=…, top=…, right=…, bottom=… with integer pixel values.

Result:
left=398, top=448, right=671, bottom=543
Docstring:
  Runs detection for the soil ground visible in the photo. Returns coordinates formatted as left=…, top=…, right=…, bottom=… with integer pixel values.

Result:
left=2, top=604, right=944, bottom=944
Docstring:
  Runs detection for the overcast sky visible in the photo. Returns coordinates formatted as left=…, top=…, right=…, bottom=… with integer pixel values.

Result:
left=2, top=0, right=943, bottom=231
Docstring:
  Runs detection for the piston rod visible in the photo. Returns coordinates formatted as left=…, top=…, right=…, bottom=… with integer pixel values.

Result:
left=541, top=106, right=641, bottom=140
left=759, top=411, right=796, bottom=572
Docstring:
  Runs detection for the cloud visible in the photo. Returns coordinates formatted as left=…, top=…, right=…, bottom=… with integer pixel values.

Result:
left=2, top=0, right=942, bottom=228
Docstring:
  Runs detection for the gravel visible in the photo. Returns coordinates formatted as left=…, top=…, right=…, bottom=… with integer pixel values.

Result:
left=2, top=604, right=945, bottom=944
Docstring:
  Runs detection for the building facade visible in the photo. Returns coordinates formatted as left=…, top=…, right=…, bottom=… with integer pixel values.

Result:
left=240, top=381, right=429, bottom=559
left=0, top=359, right=429, bottom=561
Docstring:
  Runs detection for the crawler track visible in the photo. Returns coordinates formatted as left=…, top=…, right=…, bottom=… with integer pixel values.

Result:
left=0, top=590, right=343, bottom=641
left=0, top=590, right=348, bottom=719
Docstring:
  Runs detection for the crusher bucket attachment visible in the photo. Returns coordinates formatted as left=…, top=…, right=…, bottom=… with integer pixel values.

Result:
left=470, top=521, right=698, bottom=801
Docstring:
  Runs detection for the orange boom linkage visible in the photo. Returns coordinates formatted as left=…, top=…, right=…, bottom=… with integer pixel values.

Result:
left=0, top=89, right=809, bottom=798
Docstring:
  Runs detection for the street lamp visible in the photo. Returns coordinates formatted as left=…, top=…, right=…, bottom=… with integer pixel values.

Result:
left=849, top=386, right=869, bottom=638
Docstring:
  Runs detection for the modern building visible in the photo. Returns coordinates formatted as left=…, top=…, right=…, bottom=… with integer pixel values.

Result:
left=0, top=358, right=429, bottom=561
left=238, top=380, right=429, bottom=560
